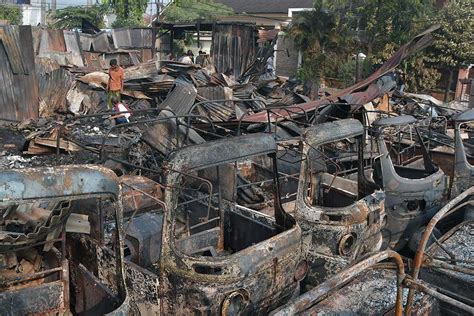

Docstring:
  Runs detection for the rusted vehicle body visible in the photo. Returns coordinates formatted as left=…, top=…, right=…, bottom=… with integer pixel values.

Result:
left=451, top=109, right=474, bottom=198
left=294, top=119, right=386, bottom=287
left=160, top=133, right=303, bottom=314
left=372, top=115, right=448, bottom=250
left=98, top=134, right=303, bottom=314
left=0, top=166, right=128, bottom=315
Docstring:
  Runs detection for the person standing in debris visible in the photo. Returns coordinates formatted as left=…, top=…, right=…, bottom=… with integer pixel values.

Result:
left=195, top=50, right=204, bottom=65
left=202, top=51, right=211, bottom=68
left=180, top=50, right=194, bottom=64
left=107, top=59, right=124, bottom=109
left=110, top=97, right=131, bottom=124
left=396, top=69, right=406, bottom=93
left=266, top=56, right=275, bottom=76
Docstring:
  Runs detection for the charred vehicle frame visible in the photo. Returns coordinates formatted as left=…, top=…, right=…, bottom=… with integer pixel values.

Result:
left=0, top=165, right=129, bottom=315
left=372, top=115, right=449, bottom=250
left=294, top=119, right=386, bottom=287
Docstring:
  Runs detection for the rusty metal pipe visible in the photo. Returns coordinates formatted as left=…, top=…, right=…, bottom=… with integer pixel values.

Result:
left=271, top=250, right=405, bottom=316
left=405, top=278, right=474, bottom=314
left=236, top=104, right=311, bottom=136
left=189, top=98, right=267, bottom=116
left=406, top=187, right=474, bottom=314
left=2, top=237, right=63, bottom=253
left=2, top=267, right=63, bottom=286
left=121, top=182, right=167, bottom=211
left=121, top=182, right=167, bottom=235
left=431, top=256, right=474, bottom=264
left=426, top=259, right=474, bottom=276
left=62, top=259, right=70, bottom=312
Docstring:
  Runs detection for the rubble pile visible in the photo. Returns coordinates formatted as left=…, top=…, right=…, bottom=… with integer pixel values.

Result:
left=0, top=23, right=473, bottom=316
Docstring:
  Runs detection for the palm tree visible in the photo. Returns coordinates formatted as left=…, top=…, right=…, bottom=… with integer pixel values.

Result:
left=288, top=0, right=352, bottom=88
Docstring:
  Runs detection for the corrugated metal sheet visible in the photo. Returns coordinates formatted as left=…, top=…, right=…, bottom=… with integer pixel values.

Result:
left=36, top=29, right=85, bottom=67
left=38, top=29, right=66, bottom=53
left=112, top=28, right=153, bottom=49
left=79, top=33, right=93, bottom=51
left=211, top=23, right=256, bottom=78
left=36, top=57, right=74, bottom=117
left=83, top=51, right=104, bottom=69
left=64, top=31, right=85, bottom=67
left=158, top=83, right=197, bottom=115
left=0, top=26, right=27, bottom=74
left=90, top=32, right=111, bottom=52
left=0, top=25, right=39, bottom=121
left=79, top=32, right=112, bottom=53
left=196, top=86, right=234, bottom=121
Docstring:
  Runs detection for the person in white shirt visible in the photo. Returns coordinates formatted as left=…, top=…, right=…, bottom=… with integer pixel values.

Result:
left=110, top=97, right=131, bottom=124
left=180, top=50, right=194, bottom=64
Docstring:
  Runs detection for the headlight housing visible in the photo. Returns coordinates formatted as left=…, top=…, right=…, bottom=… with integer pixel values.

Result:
left=294, top=260, right=309, bottom=281
left=221, top=290, right=249, bottom=316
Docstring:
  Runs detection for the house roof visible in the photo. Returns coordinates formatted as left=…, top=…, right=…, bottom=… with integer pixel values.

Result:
left=215, top=0, right=314, bottom=14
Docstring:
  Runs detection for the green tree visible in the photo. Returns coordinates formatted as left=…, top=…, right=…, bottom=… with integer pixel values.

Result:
left=105, top=0, right=148, bottom=27
left=289, top=0, right=351, bottom=87
left=0, top=5, right=22, bottom=25
left=355, top=0, right=434, bottom=57
left=404, top=53, right=441, bottom=93
left=425, top=0, right=474, bottom=101
left=351, top=0, right=441, bottom=92
left=162, top=0, right=233, bottom=23
left=50, top=5, right=107, bottom=29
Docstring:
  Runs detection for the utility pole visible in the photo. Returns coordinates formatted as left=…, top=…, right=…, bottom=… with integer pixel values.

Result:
left=40, top=0, right=46, bottom=25
left=51, top=0, right=56, bottom=15
left=156, top=0, right=162, bottom=20
left=87, top=0, right=92, bottom=7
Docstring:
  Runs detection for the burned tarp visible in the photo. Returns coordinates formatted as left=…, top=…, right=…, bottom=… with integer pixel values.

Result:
left=0, top=25, right=39, bottom=121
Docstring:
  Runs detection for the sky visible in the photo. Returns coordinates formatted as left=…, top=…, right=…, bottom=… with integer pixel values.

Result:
left=54, top=0, right=88, bottom=9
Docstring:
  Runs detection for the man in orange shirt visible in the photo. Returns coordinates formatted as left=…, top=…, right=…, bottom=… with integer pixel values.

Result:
left=107, top=59, right=124, bottom=109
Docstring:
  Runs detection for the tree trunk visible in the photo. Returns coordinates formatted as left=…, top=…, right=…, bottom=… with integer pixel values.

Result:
left=444, top=69, right=454, bottom=102
left=124, top=0, right=129, bottom=18
left=367, top=42, right=373, bottom=57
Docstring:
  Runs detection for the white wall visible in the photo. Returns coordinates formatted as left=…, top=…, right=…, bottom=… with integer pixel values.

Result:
left=21, top=0, right=44, bottom=25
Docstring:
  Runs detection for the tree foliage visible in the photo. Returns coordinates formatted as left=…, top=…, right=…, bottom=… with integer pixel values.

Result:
left=0, top=5, right=22, bottom=25
left=111, top=12, right=145, bottom=28
left=163, top=0, right=233, bottom=23
left=104, top=0, right=147, bottom=27
left=355, top=0, right=434, bottom=57
left=289, top=0, right=352, bottom=82
left=50, top=5, right=107, bottom=29
left=289, top=0, right=473, bottom=93
left=404, top=53, right=441, bottom=92
left=425, top=0, right=474, bottom=70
